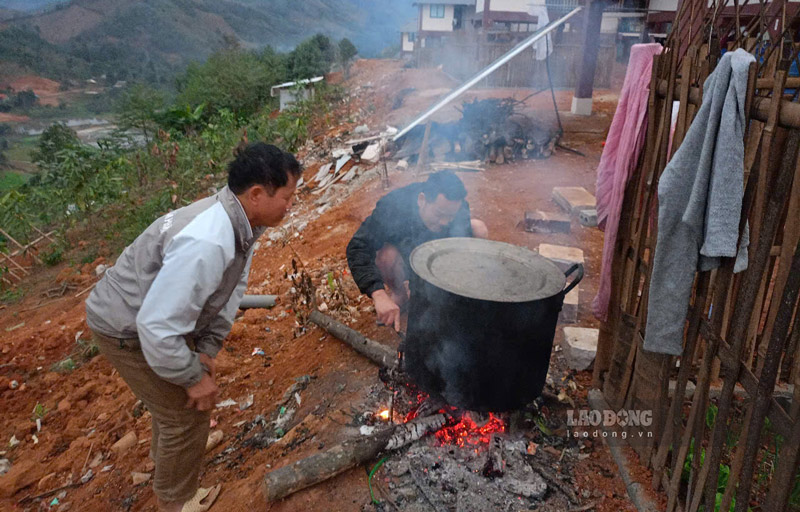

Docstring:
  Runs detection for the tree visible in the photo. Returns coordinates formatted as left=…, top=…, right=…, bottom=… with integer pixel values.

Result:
left=338, top=38, right=358, bottom=78
left=288, top=40, right=327, bottom=80
left=31, top=123, right=80, bottom=167
left=115, top=83, right=165, bottom=144
left=175, top=48, right=280, bottom=118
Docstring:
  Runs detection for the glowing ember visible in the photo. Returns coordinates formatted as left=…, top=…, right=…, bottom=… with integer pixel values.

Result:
left=378, top=409, right=390, bottom=420
left=435, top=412, right=505, bottom=447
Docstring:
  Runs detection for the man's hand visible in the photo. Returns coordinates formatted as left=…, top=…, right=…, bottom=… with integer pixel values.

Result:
left=198, top=352, right=216, bottom=380
left=372, top=289, right=401, bottom=332
left=186, top=373, right=219, bottom=411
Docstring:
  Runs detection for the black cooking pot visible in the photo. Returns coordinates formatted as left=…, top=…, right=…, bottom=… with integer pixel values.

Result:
left=404, top=238, right=583, bottom=412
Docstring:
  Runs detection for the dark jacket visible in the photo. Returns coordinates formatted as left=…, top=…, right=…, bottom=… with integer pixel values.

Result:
left=346, top=182, right=472, bottom=296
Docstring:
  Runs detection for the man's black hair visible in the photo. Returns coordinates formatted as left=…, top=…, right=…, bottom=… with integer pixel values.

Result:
left=421, top=170, right=467, bottom=202
left=228, top=142, right=302, bottom=195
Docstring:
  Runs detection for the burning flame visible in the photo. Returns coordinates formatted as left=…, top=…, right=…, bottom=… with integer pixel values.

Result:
left=435, top=412, right=505, bottom=447
left=378, top=409, right=390, bottom=421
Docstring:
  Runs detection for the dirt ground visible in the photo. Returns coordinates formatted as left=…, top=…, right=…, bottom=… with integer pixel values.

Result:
left=0, top=59, right=663, bottom=511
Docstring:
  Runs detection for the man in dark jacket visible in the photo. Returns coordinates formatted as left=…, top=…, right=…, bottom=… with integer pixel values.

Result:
left=346, top=171, right=488, bottom=331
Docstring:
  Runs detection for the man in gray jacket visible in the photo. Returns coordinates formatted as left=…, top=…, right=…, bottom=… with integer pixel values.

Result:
left=86, top=143, right=301, bottom=512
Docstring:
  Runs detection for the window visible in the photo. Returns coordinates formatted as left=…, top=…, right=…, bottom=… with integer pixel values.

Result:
left=408, top=32, right=416, bottom=42
left=430, top=4, right=445, bottom=18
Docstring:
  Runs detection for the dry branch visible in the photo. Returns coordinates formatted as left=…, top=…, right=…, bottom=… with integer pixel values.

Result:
left=262, top=413, right=446, bottom=501
left=309, top=310, right=397, bottom=368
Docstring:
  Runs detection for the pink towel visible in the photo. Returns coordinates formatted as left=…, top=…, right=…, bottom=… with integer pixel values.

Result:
left=592, top=43, right=663, bottom=321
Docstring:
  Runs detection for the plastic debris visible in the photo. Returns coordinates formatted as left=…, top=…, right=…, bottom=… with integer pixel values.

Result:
left=360, top=425, right=377, bottom=436
left=8, top=435, right=19, bottom=448
left=101, top=465, right=114, bottom=473
left=215, top=399, right=237, bottom=409
left=50, top=498, right=59, bottom=506
left=251, top=347, right=266, bottom=357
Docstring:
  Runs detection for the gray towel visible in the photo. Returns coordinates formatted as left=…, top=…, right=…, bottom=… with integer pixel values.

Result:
left=644, top=49, right=754, bottom=356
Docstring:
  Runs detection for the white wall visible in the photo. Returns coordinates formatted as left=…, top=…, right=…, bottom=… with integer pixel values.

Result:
left=489, top=0, right=534, bottom=12
left=601, top=12, right=620, bottom=33
left=477, top=0, right=545, bottom=14
left=649, top=0, right=678, bottom=12
left=421, top=4, right=455, bottom=31
left=402, top=33, right=415, bottom=52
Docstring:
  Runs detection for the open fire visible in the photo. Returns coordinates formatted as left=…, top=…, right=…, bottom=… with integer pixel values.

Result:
left=382, top=389, right=507, bottom=448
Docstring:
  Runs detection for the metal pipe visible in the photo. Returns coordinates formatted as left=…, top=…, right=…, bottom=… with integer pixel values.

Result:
left=238, top=295, right=277, bottom=309
left=393, top=7, right=583, bottom=141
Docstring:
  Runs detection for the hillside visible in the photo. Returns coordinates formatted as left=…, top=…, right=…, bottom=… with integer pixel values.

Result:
left=0, top=0, right=416, bottom=84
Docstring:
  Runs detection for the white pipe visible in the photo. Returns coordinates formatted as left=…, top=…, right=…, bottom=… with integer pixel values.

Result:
left=393, top=7, right=583, bottom=142
left=239, top=295, right=277, bottom=309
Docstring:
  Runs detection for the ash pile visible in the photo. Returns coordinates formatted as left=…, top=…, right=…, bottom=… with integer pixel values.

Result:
left=380, top=426, right=549, bottom=512
left=393, top=98, right=560, bottom=165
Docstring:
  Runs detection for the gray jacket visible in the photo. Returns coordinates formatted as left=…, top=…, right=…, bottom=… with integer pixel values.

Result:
left=86, top=187, right=264, bottom=387
left=644, top=49, right=753, bottom=356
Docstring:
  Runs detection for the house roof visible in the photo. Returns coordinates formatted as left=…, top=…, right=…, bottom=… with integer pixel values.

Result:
left=412, top=1, right=476, bottom=5
left=400, top=20, right=419, bottom=32
left=270, top=76, right=324, bottom=97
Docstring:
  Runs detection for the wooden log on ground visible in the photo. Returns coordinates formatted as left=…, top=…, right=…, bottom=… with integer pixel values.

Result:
left=262, top=413, right=447, bottom=501
left=309, top=310, right=397, bottom=369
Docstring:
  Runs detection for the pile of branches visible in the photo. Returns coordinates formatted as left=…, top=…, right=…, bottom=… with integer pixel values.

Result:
left=393, top=97, right=560, bottom=164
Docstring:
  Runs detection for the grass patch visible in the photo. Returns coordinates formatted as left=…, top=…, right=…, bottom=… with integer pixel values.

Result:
left=0, top=170, right=28, bottom=193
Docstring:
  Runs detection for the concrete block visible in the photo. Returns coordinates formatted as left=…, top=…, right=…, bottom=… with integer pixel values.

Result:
left=578, top=208, right=598, bottom=227
left=538, top=243, right=584, bottom=271
left=562, top=327, right=599, bottom=371
left=559, top=286, right=579, bottom=324
left=524, top=210, right=571, bottom=234
left=571, top=96, right=593, bottom=116
left=552, top=187, right=596, bottom=215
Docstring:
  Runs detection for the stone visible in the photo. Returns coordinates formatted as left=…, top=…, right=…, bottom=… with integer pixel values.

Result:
left=559, top=286, right=579, bottom=324
left=396, top=159, right=409, bottom=171
left=0, top=459, right=43, bottom=498
left=57, top=399, right=71, bottom=412
left=552, top=187, right=596, bottom=215
left=360, top=142, right=383, bottom=164
left=131, top=472, right=151, bottom=485
left=578, top=208, right=598, bottom=227
left=205, top=430, right=223, bottom=452
left=538, top=244, right=584, bottom=271
left=524, top=211, right=571, bottom=234
left=110, top=431, right=137, bottom=455
left=354, top=124, right=369, bottom=134
left=37, top=472, right=57, bottom=490
left=562, top=327, right=599, bottom=371
left=0, top=459, right=10, bottom=476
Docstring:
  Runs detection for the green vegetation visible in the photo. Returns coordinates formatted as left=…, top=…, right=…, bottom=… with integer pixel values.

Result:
left=0, top=37, right=347, bottom=268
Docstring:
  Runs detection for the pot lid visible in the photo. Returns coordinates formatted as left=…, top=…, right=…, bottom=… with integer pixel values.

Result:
left=410, top=237, right=566, bottom=303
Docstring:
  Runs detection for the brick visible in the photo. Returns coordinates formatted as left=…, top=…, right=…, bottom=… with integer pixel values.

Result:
left=562, top=327, right=599, bottom=371
left=559, top=286, right=579, bottom=324
left=578, top=209, right=598, bottom=227
left=552, top=187, right=596, bottom=215
left=524, top=211, right=571, bottom=234
left=538, top=243, right=584, bottom=271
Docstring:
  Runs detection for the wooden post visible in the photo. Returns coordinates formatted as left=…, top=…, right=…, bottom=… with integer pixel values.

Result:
left=416, top=120, right=433, bottom=175
left=570, top=0, right=606, bottom=116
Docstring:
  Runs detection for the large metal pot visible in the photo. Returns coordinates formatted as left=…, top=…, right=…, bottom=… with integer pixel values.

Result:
left=404, top=237, right=583, bottom=412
